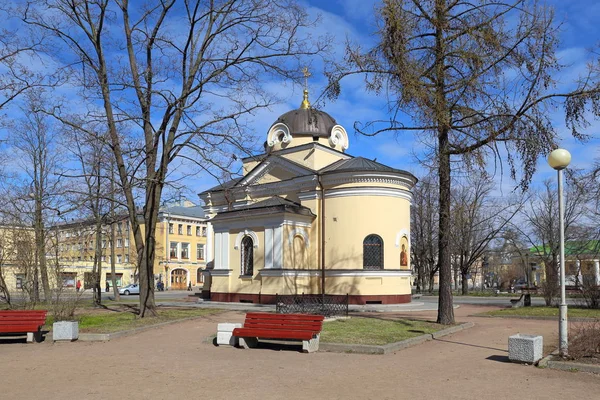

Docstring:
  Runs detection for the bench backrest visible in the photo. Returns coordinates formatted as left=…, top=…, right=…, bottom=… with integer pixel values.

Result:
left=243, top=312, right=324, bottom=333
left=0, top=310, right=48, bottom=327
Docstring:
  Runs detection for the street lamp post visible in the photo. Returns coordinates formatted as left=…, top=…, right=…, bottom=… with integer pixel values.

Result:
left=548, top=148, right=571, bottom=357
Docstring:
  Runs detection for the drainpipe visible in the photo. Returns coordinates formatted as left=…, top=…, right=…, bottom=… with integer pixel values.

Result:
left=318, top=174, right=325, bottom=299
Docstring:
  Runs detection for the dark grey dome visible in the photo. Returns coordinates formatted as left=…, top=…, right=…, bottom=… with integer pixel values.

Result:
left=272, top=107, right=337, bottom=138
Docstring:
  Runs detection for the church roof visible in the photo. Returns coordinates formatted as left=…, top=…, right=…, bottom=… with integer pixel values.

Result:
left=271, top=107, right=337, bottom=139
left=319, top=157, right=414, bottom=176
left=204, top=177, right=243, bottom=193
left=211, top=196, right=315, bottom=220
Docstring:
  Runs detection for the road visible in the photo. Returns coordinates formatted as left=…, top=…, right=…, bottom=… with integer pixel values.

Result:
left=420, top=295, right=579, bottom=306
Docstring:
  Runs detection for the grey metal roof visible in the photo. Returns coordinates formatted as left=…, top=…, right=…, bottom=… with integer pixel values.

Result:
left=162, top=205, right=206, bottom=219
left=319, top=157, right=414, bottom=176
left=202, top=177, right=242, bottom=193
left=271, top=107, right=337, bottom=138
left=211, top=196, right=315, bottom=220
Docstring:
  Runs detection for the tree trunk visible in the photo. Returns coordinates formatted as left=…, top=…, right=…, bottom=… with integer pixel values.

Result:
left=138, top=185, right=162, bottom=317
left=437, top=140, right=455, bottom=324
left=93, top=219, right=103, bottom=306
left=34, top=201, right=50, bottom=301
left=461, top=271, right=469, bottom=295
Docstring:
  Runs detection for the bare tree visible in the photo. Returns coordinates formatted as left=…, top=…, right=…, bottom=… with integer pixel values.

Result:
left=20, top=0, right=328, bottom=316
left=326, top=0, right=600, bottom=323
left=1, top=91, right=64, bottom=301
left=515, top=174, right=593, bottom=305
left=411, top=174, right=438, bottom=293
left=449, top=174, right=520, bottom=295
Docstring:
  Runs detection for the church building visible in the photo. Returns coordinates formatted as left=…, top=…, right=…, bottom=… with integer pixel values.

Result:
left=199, top=88, right=417, bottom=304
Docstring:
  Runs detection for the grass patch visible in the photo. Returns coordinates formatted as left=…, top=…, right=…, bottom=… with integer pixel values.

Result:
left=481, top=307, right=600, bottom=319
left=320, top=317, right=442, bottom=345
left=45, top=307, right=222, bottom=333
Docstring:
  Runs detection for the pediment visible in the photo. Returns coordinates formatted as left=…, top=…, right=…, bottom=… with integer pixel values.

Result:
left=239, top=155, right=315, bottom=188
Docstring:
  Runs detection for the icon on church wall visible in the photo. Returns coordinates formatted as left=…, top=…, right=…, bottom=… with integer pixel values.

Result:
left=400, top=244, right=408, bottom=267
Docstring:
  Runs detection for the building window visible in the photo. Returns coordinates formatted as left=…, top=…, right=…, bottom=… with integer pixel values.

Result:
left=196, top=226, right=201, bottom=236
left=169, top=223, right=174, bottom=234
left=117, top=254, right=122, bottom=264
left=363, top=234, right=384, bottom=270
left=101, top=255, right=106, bottom=262
left=181, top=243, right=189, bottom=259
left=61, top=272, right=76, bottom=288
left=197, top=244, right=205, bottom=260
left=117, top=222, right=122, bottom=234
left=196, top=268, right=204, bottom=284
left=102, top=240, right=106, bottom=249
left=125, top=254, right=130, bottom=263
left=116, top=239, right=123, bottom=248
left=241, top=236, right=254, bottom=276
left=178, top=224, right=183, bottom=235
left=187, top=225, right=192, bottom=236
left=202, top=227, right=207, bottom=237
left=125, top=238, right=129, bottom=247
left=15, top=274, right=25, bottom=289
left=170, top=242, right=178, bottom=259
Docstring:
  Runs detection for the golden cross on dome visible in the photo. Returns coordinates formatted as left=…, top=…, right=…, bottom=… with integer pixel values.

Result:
left=301, top=66, right=311, bottom=109
left=302, top=66, right=311, bottom=89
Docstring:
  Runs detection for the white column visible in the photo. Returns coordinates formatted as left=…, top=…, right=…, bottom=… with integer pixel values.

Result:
left=594, top=260, right=600, bottom=287
left=206, top=222, right=213, bottom=265
left=576, top=260, right=582, bottom=287
left=264, top=227, right=274, bottom=269
left=221, top=232, right=230, bottom=269
left=214, top=233, right=222, bottom=269
left=273, top=225, right=283, bottom=269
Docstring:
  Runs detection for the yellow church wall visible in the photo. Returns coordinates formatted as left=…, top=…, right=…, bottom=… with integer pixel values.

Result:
left=282, top=223, right=317, bottom=269
left=243, top=160, right=260, bottom=175
left=224, top=228, right=265, bottom=295
left=324, top=195, right=410, bottom=270
left=255, top=274, right=411, bottom=296
left=277, top=145, right=315, bottom=168
left=313, top=149, right=347, bottom=170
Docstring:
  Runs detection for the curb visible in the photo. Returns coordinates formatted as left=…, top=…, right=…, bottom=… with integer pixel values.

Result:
left=319, top=321, right=474, bottom=355
left=49, top=315, right=218, bottom=342
left=546, top=360, right=600, bottom=374
left=537, top=348, right=600, bottom=374
left=471, top=314, right=599, bottom=322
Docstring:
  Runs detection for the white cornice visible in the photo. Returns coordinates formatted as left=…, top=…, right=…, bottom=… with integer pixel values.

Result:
left=321, top=171, right=416, bottom=188
left=324, top=187, right=413, bottom=202
left=210, top=269, right=232, bottom=276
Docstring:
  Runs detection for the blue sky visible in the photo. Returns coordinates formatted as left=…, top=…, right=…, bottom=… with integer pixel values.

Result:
left=188, top=0, right=600, bottom=200
left=2, top=1, right=599, bottom=205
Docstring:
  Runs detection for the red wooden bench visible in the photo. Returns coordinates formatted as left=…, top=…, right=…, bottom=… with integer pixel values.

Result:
left=0, top=310, right=48, bottom=343
left=232, top=312, right=324, bottom=353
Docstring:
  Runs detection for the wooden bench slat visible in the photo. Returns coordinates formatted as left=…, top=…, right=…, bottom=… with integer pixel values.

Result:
left=245, top=312, right=324, bottom=321
left=243, top=321, right=322, bottom=331
left=0, top=325, right=42, bottom=332
left=233, top=328, right=316, bottom=341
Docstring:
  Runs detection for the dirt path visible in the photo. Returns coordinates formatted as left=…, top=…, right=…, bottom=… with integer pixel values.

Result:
left=1, top=306, right=598, bottom=400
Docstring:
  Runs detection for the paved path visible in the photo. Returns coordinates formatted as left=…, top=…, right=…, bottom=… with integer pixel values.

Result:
left=1, top=305, right=598, bottom=399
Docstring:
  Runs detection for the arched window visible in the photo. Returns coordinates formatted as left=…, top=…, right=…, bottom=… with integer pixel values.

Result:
left=363, top=234, right=383, bottom=270
left=241, top=236, right=254, bottom=276
left=196, top=268, right=204, bottom=284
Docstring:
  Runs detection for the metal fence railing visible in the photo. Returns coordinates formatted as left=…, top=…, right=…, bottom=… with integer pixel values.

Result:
left=275, top=293, right=349, bottom=318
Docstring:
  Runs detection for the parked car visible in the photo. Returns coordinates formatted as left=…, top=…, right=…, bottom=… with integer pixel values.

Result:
left=119, top=284, right=140, bottom=295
